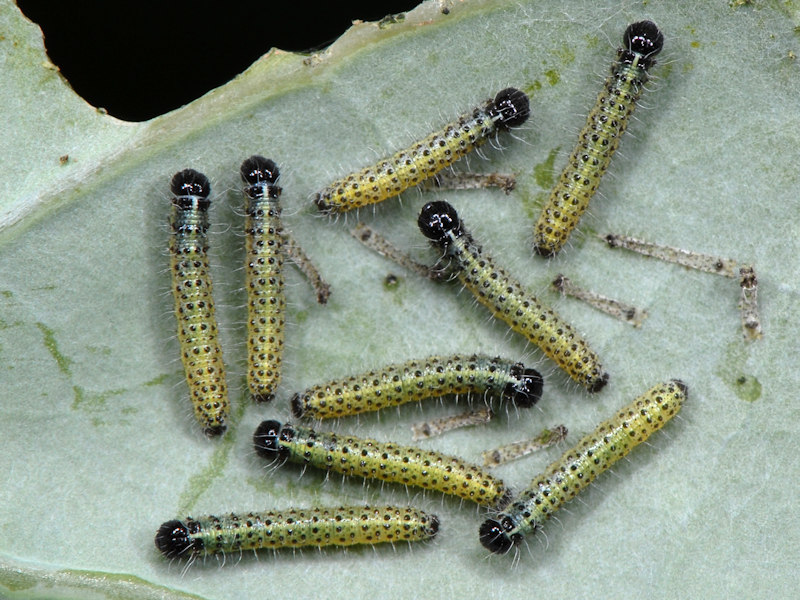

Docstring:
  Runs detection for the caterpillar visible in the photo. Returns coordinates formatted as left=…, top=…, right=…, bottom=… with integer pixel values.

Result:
left=241, top=155, right=286, bottom=403
left=254, top=420, right=510, bottom=508
left=314, top=87, right=530, bottom=214
left=479, top=380, right=686, bottom=554
left=168, top=169, right=229, bottom=436
left=290, top=353, right=543, bottom=419
left=418, top=200, right=608, bottom=392
left=533, top=20, right=664, bottom=257
left=155, top=505, right=438, bottom=559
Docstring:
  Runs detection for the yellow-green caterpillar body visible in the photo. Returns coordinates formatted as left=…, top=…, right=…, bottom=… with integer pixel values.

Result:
left=254, top=420, right=510, bottom=508
left=533, top=21, right=663, bottom=257
left=479, top=380, right=686, bottom=554
left=315, top=88, right=529, bottom=214
left=418, top=201, right=608, bottom=392
left=156, top=505, right=438, bottom=559
left=291, top=353, right=542, bottom=419
left=168, top=169, right=229, bottom=436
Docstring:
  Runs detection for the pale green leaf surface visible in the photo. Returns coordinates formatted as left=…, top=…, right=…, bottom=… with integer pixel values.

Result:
left=1, top=0, right=799, bottom=598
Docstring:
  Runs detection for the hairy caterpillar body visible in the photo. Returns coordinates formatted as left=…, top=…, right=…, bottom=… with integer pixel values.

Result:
left=241, top=156, right=285, bottom=403
left=418, top=201, right=608, bottom=392
left=290, top=353, right=543, bottom=419
left=254, top=420, right=510, bottom=508
left=155, top=505, right=438, bottom=559
left=315, top=88, right=530, bottom=214
left=533, top=21, right=664, bottom=257
left=479, top=380, right=686, bottom=554
left=168, top=169, right=229, bottom=436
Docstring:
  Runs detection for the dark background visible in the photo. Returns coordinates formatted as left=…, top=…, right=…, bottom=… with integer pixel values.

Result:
left=17, top=1, right=422, bottom=122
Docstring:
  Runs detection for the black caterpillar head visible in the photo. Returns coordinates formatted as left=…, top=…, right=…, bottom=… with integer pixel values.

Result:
left=241, top=155, right=281, bottom=200
left=417, top=201, right=462, bottom=246
left=505, top=366, right=544, bottom=408
left=155, top=520, right=202, bottom=559
left=170, top=169, right=211, bottom=210
left=623, top=20, right=664, bottom=67
left=241, top=155, right=280, bottom=186
left=488, top=87, right=531, bottom=129
left=253, top=419, right=289, bottom=460
left=170, top=169, right=210, bottom=198
left=478, top=516, right=518, bottom=554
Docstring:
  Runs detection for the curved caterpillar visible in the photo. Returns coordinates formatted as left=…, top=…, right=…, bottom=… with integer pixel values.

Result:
left=168, top=169, right=229, bottom=436
left=533, top=20, right=664, bottom=257
left=290, top=353, right=543, bottom=419
left=254, top=420, right=510, bottom=508
left=241, top=156, right=285, bottom=403
left=155, top=505, right=438, bottom=559
left=479, top=380, right=686, bottom=554
left=418, top=201, right=608, bottom=392
left=314, top=88, right=530, bottom=214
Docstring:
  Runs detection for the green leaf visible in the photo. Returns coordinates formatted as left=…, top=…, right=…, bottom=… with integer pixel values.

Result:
left=2, top=0, right=799, bottom=598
